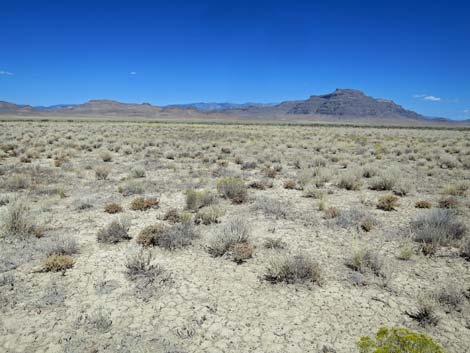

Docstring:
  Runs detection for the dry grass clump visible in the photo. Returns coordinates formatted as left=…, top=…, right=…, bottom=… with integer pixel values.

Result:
left=99, top=150, right=112, bottom=162
left=434, top=284, right=464, bottom=312
left=369, top=170, right=397, bottom=191
left=1, top=199, right=39, bottom=238
left=97, top=219, right=131, bottom=244
left=415, top=200, right=432, bottom=209
left=335, top=208, right=377, bottom=232
left=95, top=166, right=110, bottom=180
left=405, top=298, right=439, bottom=327
left=42, top=255, right=74, bottom=272
left=376, top=195, right=399, bottom=211
left=411, top=209, right=466, bottom=247
left=207, top=217, right=250, bottom=258
left=263, top=237, right=287, bottom=250
left=130, top=167, right=146, bottom=178
left=324, top=207, right=340, bottom=219
left=346, top=248, right=385, bottom=278
left=337, top=171, right=362, bottom=191
left=194, top=206, right=225, bottom=225
left=136, top=224, right=167, bottom=247
left=118, top=180, right=144, bottom=196
left=125, top=247, right=169, bottom=285
left=185, top=189, right=217, bottom=211
left=163, top=208, right=181, bottom=223
left=265, top=254, right=322, bottom=285
left=104, top=202, right=123, bottom=214
left=438, top=196, right=459, bottom=209
left=231, top=242, right=254, bottom=263
left=156, top=221, right=198, bottom=250
left=4, top=175, right=31, bottom=191
left=130, top=197, right=159, bottom=211
left=283, top=179, right=297, bottom=190
left=43, top=235, right=79, bottom=256
left=216, top=177, right=248, bottom=204
left=138, top=221, right=197, bottom=250
left=459, top=238, right=470, bottom=260
left=253, top=196, right=288, bottom=219
left=248, top=179, right=273, bottom=190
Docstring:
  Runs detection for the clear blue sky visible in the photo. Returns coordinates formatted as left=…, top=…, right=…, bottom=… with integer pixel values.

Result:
left=1, top=0, right=469, bottom=119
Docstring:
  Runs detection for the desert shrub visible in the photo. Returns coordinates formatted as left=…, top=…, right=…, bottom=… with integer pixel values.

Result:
left=438, top=154, right=459, bottom=169
left=460, top=237, right=470, bottom=260
left=118, top=180, right=144, bottom=196
left=163, top=208, right=181, bottom=223
left=156, top=221, right=197, bottom=250
left=216, top=177, right=247, bottom=204
left=44, top=235, right=79, bottom=256
left=357, top=327, right=444, bottom=353
left=125, top=247, right=169, bottom=285
left=441, top=183, right=468, bottom=197
left=253, top=196, right=288, bottom=219
left=377, top=195, right=399, bottom=211
left=312, top=167, right=332, bottom=187
left=337, top=171, right=362, bottom=191
left=1, top=199, right=38, bottom=238
left=130, top=167, right=146, bottom=178
left=397, top=243, right=414, bottom=260
left=434, top=284, right=464, bottom=312
left=195, top=206, right=225, bottom=225
left=207, top=217, right=250, bottom=257
left=405, top=298, right=439, bottom=327
left=415, top=200, right=432, bottom=209
left=303, top=186, right=324, bottom=199
left=335, top=208, right=376, bottom=232
left=241, top=161, right=257, bottom=170
left=231, top=242, right=254, bottom=263
left=346, top=249, right=384, bottom=277
left=263, top=237, right=286, bottom=250
left=4, top=175, right=31, bottom=191
left=99, top=150, right=112, bottom=162
left=104, top=202, right=123, bottom=214
left=361, top=166, right=377, bottom=178
left=283, top=179, right=297, bottom=190
left=438, top=196, right=458, bottom=209
left=130, top=197, right=159, bottom=211
left=136, top=224, right=167, bottom=247
left=262, top=166, right=278, bottom=178
left=264, top=254, right=322, bottom=285
left=369, top=170, right=397, bottom=191
left=324, top=207, right=340, bottom=219
left=95, top=166, right=110, bottom=180
left=185, top=190, right=216, bottom=211
left=248, top=179, right=273, bottom=190
left=411, top=209, right=466, bottom=246
left=42, top=255, right=74, bottom=272
left=97, top=219, right=131, bottom=244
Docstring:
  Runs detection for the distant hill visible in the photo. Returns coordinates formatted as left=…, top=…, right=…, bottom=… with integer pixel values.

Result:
left=164, top=102, right=276, bottom=111
left=1, top=89, right=467, bottom=125
left=0, top=101, right=34, bottom=114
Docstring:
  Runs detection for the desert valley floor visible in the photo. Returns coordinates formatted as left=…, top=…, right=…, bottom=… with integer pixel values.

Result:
left=0, top=120, right=469, bottom=353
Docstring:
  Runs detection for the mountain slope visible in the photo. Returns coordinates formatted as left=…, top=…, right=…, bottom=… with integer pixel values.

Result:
left=0, top=101, right=34, bottom=114
left=281, top=89, right=422, bottom=119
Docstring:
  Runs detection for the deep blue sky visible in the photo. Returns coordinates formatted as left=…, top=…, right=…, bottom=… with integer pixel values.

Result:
left=1, top=0, right=469, bottom=119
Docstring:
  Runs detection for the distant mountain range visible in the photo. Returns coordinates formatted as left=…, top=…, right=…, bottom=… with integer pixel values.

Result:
left=1, top=89, right=468, bottom=125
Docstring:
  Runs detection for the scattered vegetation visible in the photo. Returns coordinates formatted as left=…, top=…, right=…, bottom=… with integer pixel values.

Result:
left=357, top=327, right=444, bottom=353
left=264, top=254, right=322, bottom=285
left=97, top=219, right=131, bottom=243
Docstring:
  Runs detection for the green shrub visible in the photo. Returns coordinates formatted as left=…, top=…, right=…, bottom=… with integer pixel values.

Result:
left=185, top=189, right=216, bottom=211
left=216, top=177, right=247, bottom=204
left=357, top=327, right=444, bottom=353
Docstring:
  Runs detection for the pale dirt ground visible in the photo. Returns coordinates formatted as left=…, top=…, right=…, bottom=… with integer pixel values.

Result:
left=0, top=121, right=469, bottom=353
